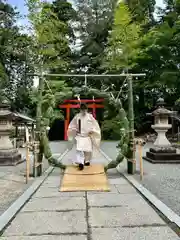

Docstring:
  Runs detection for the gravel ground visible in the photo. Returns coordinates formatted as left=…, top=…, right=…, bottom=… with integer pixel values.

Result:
left=101, top=141, right=180, bottom=216
left=0, top=141, right=67, bottom=215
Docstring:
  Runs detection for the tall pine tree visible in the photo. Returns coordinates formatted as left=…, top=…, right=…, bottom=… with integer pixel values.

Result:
left=126, top=0, right=156, bottom=22
left=72, top=0, right=116, bottom=88
left=0, top=0, right=34, bottom=112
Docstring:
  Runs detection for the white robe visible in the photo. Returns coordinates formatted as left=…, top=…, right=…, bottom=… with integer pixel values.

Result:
left=67, top=112, right=101, bottom=164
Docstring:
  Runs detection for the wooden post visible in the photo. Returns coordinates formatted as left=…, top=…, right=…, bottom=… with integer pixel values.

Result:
left=33, top=143, right=37, bottom=178
left=65, top=104, right=70, bottom=140
left=26, top=145, right=30, bottom=183
left=15, top=125, right=18, bottom=148
left=33, top=141, right=39, bottom=177
left=25, top=126, right=30, bottom=184
left=64, top=120, right=68, bottom=140
left=139, top=142, right=143, bottom=181
left=32, top=123, right=35, bottom=141
left=92, top=102, right=96, bottom=119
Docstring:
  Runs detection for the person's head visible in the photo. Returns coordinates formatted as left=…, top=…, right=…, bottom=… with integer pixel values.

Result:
left=80, top=103, right=88, bottom=115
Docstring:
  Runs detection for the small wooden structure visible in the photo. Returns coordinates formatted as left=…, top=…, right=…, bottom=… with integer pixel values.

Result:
left=13, top=112, right=35, bottom=148
left=59, top=98, right=104, bottom=140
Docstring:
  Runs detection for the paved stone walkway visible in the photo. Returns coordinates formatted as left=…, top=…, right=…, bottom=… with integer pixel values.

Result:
left=0, top=141, right=67, bottom=215
left=1, top=167, right=179, bottom=239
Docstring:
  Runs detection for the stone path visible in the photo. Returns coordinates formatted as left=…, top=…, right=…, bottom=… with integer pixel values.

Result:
left=0, top=147, right=179, bottom=239
left=0, top=141, right=67, bottom=215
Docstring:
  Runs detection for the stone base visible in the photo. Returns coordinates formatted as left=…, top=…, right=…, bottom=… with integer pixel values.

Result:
left=149, top=146, right=176, bottom=153
left=143, top=147, right=180, bottom=163
left=0, top=149, right=22, bottom=166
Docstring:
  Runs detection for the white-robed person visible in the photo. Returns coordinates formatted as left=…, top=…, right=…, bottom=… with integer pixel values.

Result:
left=67, top=103, right=101, bottom=170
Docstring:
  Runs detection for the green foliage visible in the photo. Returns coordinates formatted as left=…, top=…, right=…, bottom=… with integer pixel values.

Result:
left=103, top=2, right=142, bottom=71
left=0, top=1, right=34, bottom=111
left=42, top=79, right=73, bottom=126
left=131, top=0, right=180, bottom=130
left=26, top=0, right=75, bottom=169
left=101, top=118, right=121, bottom=140
left=4, top=0, right=180, bottom=170
left=104, top=97, right=130, bottom=171
left=52, top=0, right=77, bottom=41
left=27, top=0, right=70, bottom=71
left=127, top=0, right=156, bottom=22
left=72, top=0, right=116, bottom=89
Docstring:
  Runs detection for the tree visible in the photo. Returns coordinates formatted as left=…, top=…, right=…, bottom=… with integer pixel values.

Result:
left=26, top=0, right=75, bottom=170
left=102, top=2, right=141, bottom=134
left=99, top=2, right=142, bottom=171
left=124, top=0, right=180, bottom=134
left=71, top=0, right=116, bottom=88
left=0, top=1, right=34, bottom=111
left=127, top=0, right=156, bottom=23
left=8, top=34, right=35, bottom=113
left=51, top=0, right=77, bottom=41
left=132, top=1, right=180, bottom=105
left=103, top=2, right=141, bottom=71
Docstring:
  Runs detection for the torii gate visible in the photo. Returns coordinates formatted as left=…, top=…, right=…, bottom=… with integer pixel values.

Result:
left=59, top=98, right=104, bottom=140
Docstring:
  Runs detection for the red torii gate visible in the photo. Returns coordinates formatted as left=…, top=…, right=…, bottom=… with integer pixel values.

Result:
left=59, top=99, right=104, bottom=140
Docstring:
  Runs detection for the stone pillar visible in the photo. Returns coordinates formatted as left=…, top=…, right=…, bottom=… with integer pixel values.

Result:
left=0, top=119, right=14, bottom=149
left=152, top=128, right=171, bottom=147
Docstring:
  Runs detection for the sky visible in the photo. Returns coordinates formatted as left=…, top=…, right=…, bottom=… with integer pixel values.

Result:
left=7, top=0, right=29, bottom=26
left=156, top=0, right=165, bottom=7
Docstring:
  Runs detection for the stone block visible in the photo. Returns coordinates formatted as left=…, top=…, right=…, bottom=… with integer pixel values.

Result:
left=91, top=227, right=179, bottom=240
left=43, top=177, right=62, bottom=186
left=108, top=178, right=128, bottom=185
left=3, top=211, right=87, bottom=236
left=144, top=152, right=180, bottom=163
left=87, top=193, right=147, bottom=207
left=0, top=149, right=22, bottom=166
left=114, top=184, right=137, bottom=194
left=1, top=236, right=87, bottom=240
left=23, top=197, right=86, bottom=211
left=150, top=147, right=176, bottom=153
left=144, top=146, right=180, bottom=163
left=89, top=206, right=165, bottom=227
left=87, top=184, right=118, bottom=194
left=108, top=184, right=119, bottom=193
left=33, top=187, right=85, bottom=198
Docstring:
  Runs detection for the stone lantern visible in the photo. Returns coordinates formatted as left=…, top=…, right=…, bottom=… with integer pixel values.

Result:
left=0, top=100, right=21, bottom=165
left=144, top=98, right=180, bottom=163
left=151, top=98, right=173, bottom=147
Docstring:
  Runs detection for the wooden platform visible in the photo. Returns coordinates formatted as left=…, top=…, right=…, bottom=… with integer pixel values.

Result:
left=60, top=164, right=110, bottom=192
left=65, top=164, right=105, bottom=175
